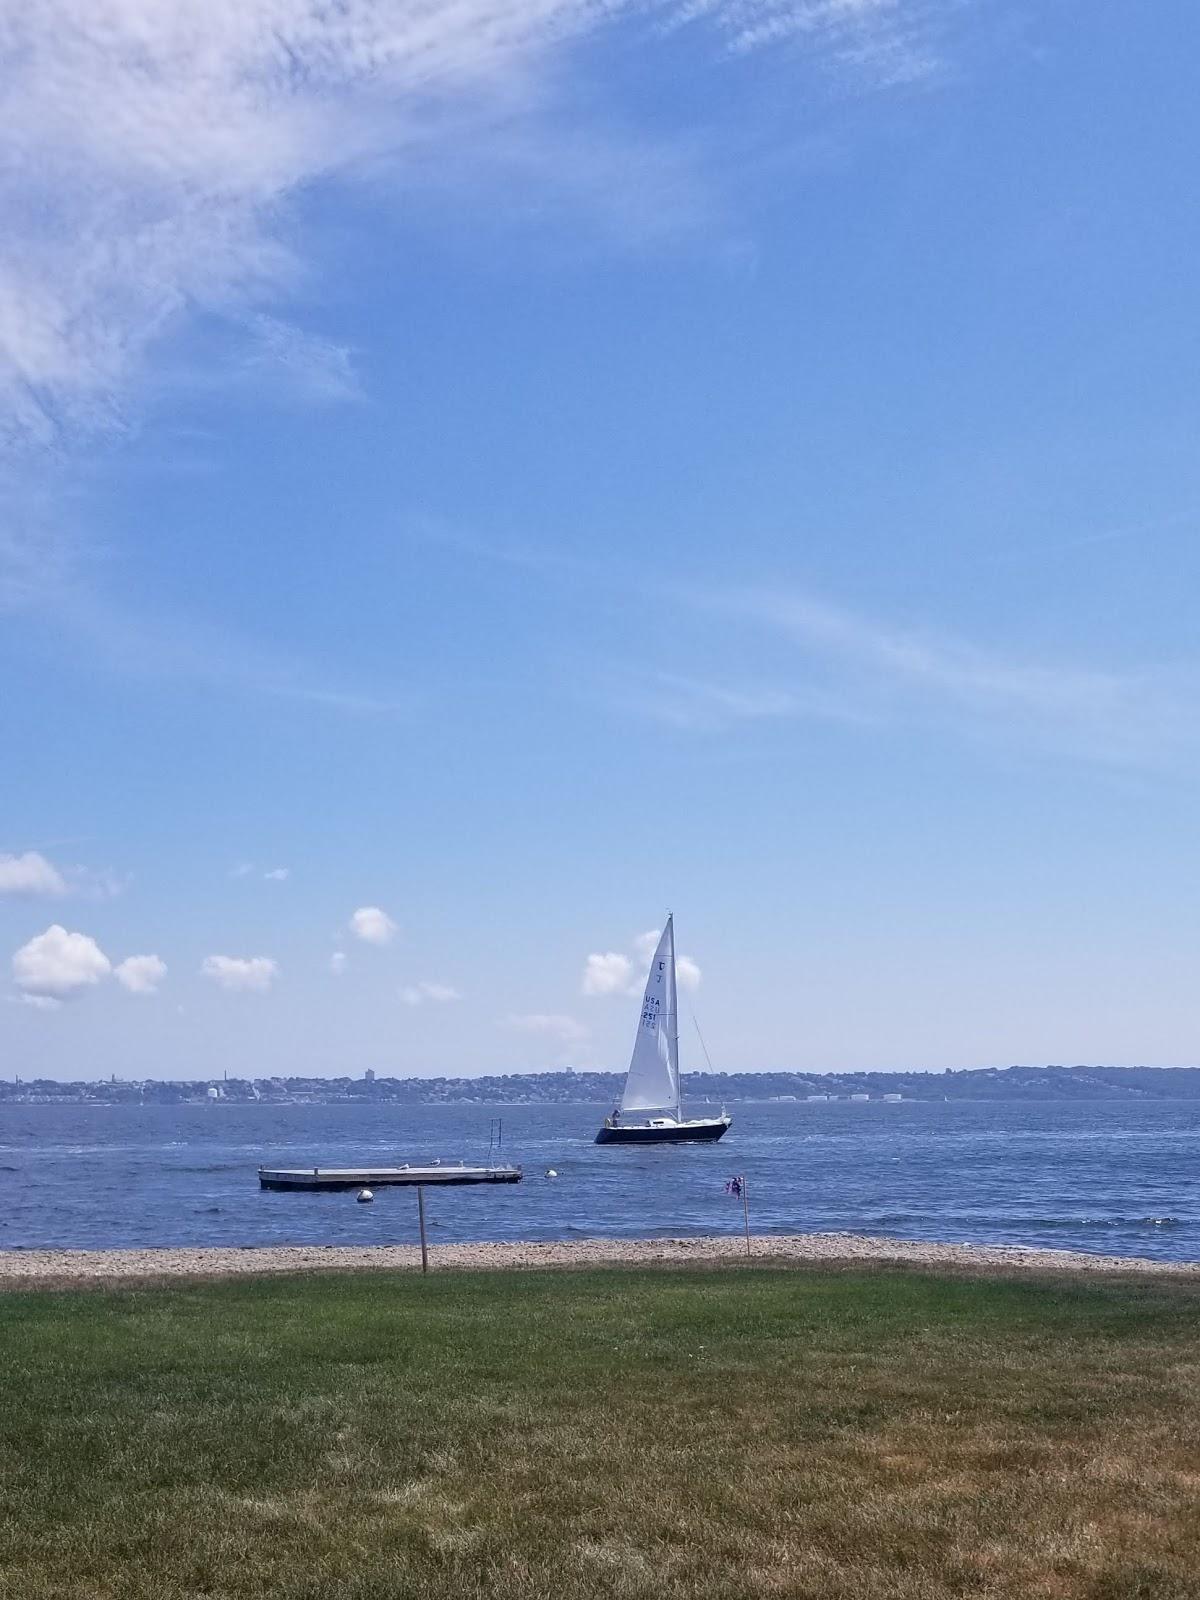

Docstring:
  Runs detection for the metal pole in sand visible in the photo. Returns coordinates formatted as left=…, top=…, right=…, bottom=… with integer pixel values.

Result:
left=417, top=1185, right=429, bottom=1275
left=742, top=1178, right=751, bottom=1258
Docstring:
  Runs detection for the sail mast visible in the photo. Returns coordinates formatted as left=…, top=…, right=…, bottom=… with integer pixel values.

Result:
left=667, top=913, right=681, bottom=1119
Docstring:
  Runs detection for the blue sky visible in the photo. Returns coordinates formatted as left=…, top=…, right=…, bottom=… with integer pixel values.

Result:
left=3, top=0, right=1199, bottom=1080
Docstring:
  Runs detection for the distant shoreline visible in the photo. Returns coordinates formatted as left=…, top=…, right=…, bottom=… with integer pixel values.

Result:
left=7, top=1062, right=1200, bottom=1106
left=3, top=1231, right=1197, bottom=1288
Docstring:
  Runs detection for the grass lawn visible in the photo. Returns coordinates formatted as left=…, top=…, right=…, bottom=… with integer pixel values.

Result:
left=3, top=1264, right=1199, bottom=1599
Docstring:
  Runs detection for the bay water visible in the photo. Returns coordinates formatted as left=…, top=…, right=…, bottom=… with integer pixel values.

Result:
left=2, top=1098, right=1198, bottom=1261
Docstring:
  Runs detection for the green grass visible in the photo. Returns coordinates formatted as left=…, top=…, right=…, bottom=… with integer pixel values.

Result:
left=3, top=1264, right=1200, bottom=1598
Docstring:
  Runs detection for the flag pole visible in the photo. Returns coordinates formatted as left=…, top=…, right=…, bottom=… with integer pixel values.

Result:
left=417, top=1184, right=429, bottom=1275
left=742, top=1176, right=751, bottom=1257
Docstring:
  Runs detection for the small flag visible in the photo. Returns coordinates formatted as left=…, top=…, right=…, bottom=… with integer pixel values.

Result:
left=725, top=1176, right=744, bottom=1198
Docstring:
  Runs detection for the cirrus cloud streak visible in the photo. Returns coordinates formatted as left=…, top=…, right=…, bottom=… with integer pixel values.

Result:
left=400, top=980, right=461, bottom=1006
left=506, top=1011, right=587, bottom=1044
left=0, top=0, right=962, bottom=455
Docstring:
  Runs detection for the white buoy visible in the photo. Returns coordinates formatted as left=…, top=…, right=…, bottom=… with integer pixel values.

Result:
left=357, top=1187, right=374, bottom=1203
left=545, top=1168, right=558, bottom=1179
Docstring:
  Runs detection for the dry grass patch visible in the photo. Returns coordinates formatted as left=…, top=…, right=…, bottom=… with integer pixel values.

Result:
left=2, top=1264, right=1199, bottom=1598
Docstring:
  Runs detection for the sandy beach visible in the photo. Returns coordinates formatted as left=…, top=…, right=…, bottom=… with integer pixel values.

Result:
left=1, top=1230, right=1197, bottom=1286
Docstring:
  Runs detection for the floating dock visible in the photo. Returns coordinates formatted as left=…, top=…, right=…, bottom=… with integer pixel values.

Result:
left=258, top=1163, right=523, bottom=1192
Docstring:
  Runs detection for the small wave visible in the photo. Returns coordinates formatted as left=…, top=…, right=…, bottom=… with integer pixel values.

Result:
left=1039, top=1216, right=1184, bottom=1230
left=867, top=1212, right=1184, bottom=1230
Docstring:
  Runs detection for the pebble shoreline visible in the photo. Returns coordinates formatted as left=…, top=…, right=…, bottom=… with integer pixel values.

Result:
left=1, top=1232, right=1197, bottom=1286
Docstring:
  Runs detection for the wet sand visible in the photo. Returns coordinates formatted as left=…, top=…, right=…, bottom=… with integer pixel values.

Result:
left=1, top=1231, right=1197, bottom=1287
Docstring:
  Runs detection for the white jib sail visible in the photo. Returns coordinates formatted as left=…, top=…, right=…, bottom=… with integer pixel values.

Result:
left=620, top=917, right=680, bottom=1117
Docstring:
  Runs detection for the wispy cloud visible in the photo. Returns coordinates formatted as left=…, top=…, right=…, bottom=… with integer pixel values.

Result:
left=0, top=0, right=982, bottom=718
left=0, top=493, right=79, bottom=610
left=1048, top=506, right=1200, bottom=556
left=700, top=0, right=949, bottom=81
left=626, top=671, right=866, bottom=732
left=0, top=0, right=585, bottom=449
left=268, top=684, right=413, bottom=716
left=3, top=566, right=415, bottom=717
left=687, top=586, right=1200, bottom=768
left=506, top=1011, right=587, bottom=1044
left=412, top=521, right=1198, bottom=770
left=0, top=0, right=966, bottom=456
left=400, top=980, right=461, bottom=1006
left=236, top=316, right=363, bottom=406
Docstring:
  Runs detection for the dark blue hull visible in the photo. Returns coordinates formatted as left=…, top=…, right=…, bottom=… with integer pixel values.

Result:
left=595, top=1118, right=731, bottom=1145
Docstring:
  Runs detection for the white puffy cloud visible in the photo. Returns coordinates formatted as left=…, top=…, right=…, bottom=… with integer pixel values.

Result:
left=330, top=951, right=348, bottom=976
left=114, top=954, right=167, bottom=995
left=263, top=867, right=290, bottom=882
left=400, top=980, right=461, bottom=1006
left=0, top=851, right=67, bottom=897
left=506, top=1012, right=587, bottom=1044
left=581, top=951, right=633, bottom=996
left=201, top=954, right=278, bottom=992
left=349, top=906, right=397, bottom=945
left=584, top=933, right=702, bottom=995
left=12, top=924, right=110, bottom=1000
left=676, top=955, right=702, bottom=992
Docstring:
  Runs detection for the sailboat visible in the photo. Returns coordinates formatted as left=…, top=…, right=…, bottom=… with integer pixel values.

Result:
left=595, top=915, right=732, bottom=1145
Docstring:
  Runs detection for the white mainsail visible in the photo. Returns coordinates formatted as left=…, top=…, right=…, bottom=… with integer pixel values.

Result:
left=619, top=916, right=680, bottom=1117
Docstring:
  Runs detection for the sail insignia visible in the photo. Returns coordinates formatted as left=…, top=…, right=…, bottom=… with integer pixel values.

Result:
left=620, top=917, right=680, bottom=1116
